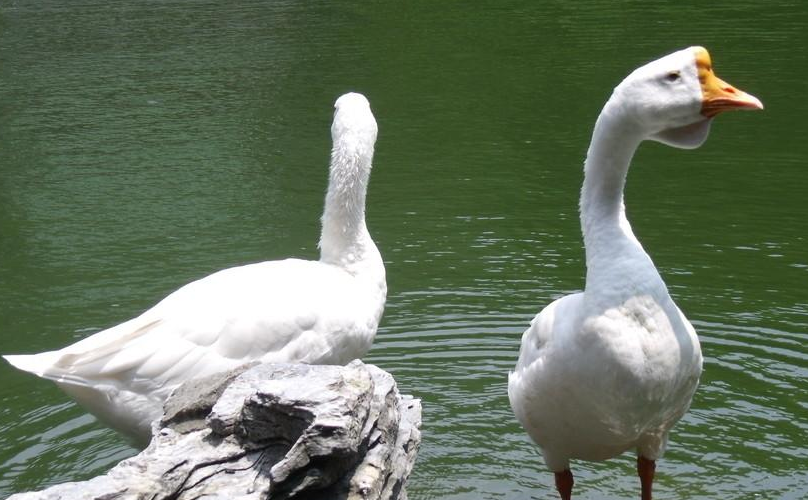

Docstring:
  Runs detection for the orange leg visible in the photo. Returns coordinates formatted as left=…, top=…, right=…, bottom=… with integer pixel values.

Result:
left=637, top=456, right=656, bottom=500
left=554, top=469, right=574, bottom=500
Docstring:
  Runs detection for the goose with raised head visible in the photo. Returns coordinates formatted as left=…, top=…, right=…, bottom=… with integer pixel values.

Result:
left=4, top=92, right=386, bottom=445
left=507, top=47, right=762, bottom=500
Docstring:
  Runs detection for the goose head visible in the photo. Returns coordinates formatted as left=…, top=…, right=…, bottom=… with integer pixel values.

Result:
left=331, top=92, right=378, bottom=155
left=610, top=46, right=763, bottom=149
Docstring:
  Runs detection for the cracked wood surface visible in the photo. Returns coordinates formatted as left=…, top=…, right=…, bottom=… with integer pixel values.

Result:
left=9, top=360, right=421, bottom=500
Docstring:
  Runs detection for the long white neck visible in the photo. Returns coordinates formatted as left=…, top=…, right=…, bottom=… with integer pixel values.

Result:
left=580, top=100, right=664, bottom=298
left=319, top=134, right=383, bottom=279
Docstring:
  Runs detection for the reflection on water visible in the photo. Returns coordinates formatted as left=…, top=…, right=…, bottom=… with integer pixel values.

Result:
left=1, top=1, right=807, bottom=499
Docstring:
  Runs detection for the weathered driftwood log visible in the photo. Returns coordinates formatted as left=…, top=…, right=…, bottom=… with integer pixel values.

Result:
left=9, top=360, right=421, bottom=500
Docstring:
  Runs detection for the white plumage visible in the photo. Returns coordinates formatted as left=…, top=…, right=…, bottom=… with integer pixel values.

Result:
left=4, top=92, right=386, bottom=444
left=508, top=47, right=762, bottom=500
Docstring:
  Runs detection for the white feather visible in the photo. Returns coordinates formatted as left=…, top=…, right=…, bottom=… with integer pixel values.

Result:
left=4, top=92, right=386, bottom=444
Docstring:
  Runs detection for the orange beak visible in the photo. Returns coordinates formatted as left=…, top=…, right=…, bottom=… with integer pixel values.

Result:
left=696, top=47, right=764, bottom=118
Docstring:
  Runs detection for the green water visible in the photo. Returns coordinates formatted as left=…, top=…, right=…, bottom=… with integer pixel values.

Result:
left=1, top=1, right=806, bottom=498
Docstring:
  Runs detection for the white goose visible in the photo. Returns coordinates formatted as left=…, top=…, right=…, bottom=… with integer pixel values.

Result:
left=4, top=92, right=386, bottom=445
left=508, top=47, right=762, bottom=500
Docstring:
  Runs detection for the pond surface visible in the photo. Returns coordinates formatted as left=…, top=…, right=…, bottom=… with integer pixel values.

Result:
left=1, top=1, right=806, bottom=499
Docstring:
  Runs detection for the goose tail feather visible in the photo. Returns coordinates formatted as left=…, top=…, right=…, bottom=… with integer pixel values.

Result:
left=3, top=352, right=63, bottom=379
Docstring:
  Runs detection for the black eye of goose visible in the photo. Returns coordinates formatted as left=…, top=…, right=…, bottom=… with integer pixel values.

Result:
left=665, top=71, right=682, bottom=82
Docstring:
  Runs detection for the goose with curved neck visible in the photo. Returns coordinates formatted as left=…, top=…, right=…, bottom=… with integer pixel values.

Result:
left=508, top=47, right=762, bottom=500
left=3, top=92, right=386, bottom=445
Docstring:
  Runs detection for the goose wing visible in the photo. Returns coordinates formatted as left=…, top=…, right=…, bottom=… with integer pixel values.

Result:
left=7, top=259, right=377, bottom=394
